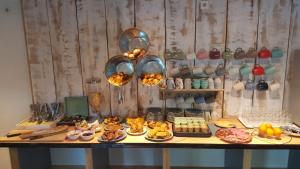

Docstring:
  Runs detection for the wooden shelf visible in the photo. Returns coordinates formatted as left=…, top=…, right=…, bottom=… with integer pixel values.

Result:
left=159, top=88, right=224, bottom=99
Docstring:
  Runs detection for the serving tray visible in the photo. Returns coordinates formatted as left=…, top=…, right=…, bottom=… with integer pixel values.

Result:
left=172, top=124, right=212, bottom=137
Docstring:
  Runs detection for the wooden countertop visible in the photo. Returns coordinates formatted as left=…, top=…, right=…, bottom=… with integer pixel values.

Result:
left=1, top=119, right=300, bottom=149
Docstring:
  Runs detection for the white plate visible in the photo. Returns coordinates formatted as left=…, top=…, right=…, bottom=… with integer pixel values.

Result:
left=98, top=130, right=127, bottom=143
left=145, top=131, right=173, bottom=142
left=126, top=127, right=147, bottom=136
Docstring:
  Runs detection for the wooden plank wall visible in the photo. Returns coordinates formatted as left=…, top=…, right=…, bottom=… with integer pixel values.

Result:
left=22, top=0, right=297, bottom=117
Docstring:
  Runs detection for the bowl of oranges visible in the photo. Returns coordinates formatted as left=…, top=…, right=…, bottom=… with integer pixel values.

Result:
left=258, top=123, right=282, bottom=139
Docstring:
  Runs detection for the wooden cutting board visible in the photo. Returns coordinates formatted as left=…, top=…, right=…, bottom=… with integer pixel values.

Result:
left=0, top=126, right=68, bottom=142
left=19, top=125, right=68, bottom=139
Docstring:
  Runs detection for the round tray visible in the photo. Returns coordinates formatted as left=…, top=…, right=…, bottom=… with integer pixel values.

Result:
left=252, top=130, right=292, bottom=144
left=98, top=130, right=127, bottom=143
left=145, top=131, right=173, bottom=142
left=214, top=120, right=237, bottom=128
left=126, top=127, right=147, bottom=136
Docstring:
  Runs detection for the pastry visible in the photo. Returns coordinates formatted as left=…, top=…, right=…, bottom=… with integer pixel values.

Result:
left=181, top=125, right=188, bottom=132
left=200, top=124, right=209, bottom=133
left=174, top=124, right=181, bottom=132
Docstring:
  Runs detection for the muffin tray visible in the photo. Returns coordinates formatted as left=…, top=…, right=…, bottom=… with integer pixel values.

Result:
left=172, top=124, right=212, bottom=137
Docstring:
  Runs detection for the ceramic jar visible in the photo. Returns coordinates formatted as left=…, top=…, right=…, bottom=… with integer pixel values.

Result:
left=256, top=79, right=269, bottom=91
left=265, top=64, right=276, bottom=76
left=240, top=64, right=251, bottom=77
left=269, top=81, right=280, bottom=92
left=167, top=77, right=175, bottom=89
left=208, top=77, right=214, bottom=89
left=234, top=47, right=246, bottom=59
left=271, top=47, right=283, bottom=58
left=209, top=48, right=221, bottom=59
left=246, top=47, right=257, bottom=58
left=175, top=78, right=184, bottom=89
left=192, top=79, right=201, bottom=89
left=258, top=47, right=271, bottom=59
left=196, top=49, right=208, bottom=60
left=185, top=95, right=195, bottom=104
left=184, top=78, right=192, bottom=89
left=252, top=64, right=265, bottom=76
left=200, top=78, right=209, bottom=89
left=204, top=64, right=215, bottom=75
left=233, top=81, right=244, bottom=92
left=214, top=77, right=223, bottom=89
left=215, top=63, right=225, bottom=76
left=222, top=48, right=233, bottom=60
left=245, top=79, right=256, bottom=91
left=192, top=66, right=203, bottom=74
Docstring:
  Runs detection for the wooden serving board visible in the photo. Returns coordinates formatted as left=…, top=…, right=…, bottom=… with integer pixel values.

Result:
left=19, top=125, right=68, bottom=139
left=0, top=133, right=66, bottom=142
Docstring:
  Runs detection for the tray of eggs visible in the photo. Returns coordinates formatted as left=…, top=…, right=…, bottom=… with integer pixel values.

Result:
left=173, top=117, right=211, bottom=137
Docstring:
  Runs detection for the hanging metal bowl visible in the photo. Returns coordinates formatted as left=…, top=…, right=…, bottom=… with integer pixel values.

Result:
left=119, top=28, right=150, bottom=60
left=136, top=55, right=166, bottom=86
left=105, top=55, right=134, bottom=87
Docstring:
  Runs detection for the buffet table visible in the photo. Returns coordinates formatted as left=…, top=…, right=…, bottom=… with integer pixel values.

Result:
left=1, top=119, right=300, bottom=169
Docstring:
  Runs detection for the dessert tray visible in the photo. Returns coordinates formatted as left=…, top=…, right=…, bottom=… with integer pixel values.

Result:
left=172, top=117, right=212, bottom=137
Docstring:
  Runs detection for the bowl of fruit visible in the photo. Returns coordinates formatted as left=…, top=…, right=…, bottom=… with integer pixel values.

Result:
left=258, top=123, right=282, bottom=139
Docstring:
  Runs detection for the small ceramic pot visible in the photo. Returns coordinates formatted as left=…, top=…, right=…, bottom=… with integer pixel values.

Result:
left=246, top=47, right=257, bottom=58
left=173, top=48, right=186, bottom=59
left=209, top=48, right=221, bottom=59
left=265, top=64, right=276, bottom=76
left=214, top=77, right=223, bottom=89
left=196, top=49, right=208, bottom=60
left=169, top=67, right=180, bottom=76
left=222, top=48, right=233, bottom=60
left=180, top=66, right=192, bottom=76
left=204, top=64, right=215, bottom=75
left=186, top=52, right=196, bottom=60
left=192, top=66, right=203, bottom=74
left=215, top=63, right=225, bottom=76
left=252, top=64, right=265, bottom=76
left=269, top=81, right=280, bottom=92
left=258, top=47, right=271, bottom=59
left=256, top=79, right=269, bottom=91
left=208, top=78, right=214, bottom=89
left=233, top=81, right=244, bottom=92
left=240, top=64, right=251, bottom=77
left=195, top=95, right=205, bottom=104
left=185, top=96, right=195, bottom=104
left=175, top=78, right=184, bottom=89
left=271, top=47, right=283, bottom=58
left=200, top=78, right=209, bottom=89
left=245, top=80, right=256, bottom=91
left=184, top=78, right=192, bottom=89
left=167, top=77, right=175, bottom=89
left=192, top=79, right=201, bottom=89
left=205, top=94, right=215, bottom=104
left=228, top=66, right=239, bottom=77
left=234, top=47, right=246, bottom=59
left=175, top=96, right=185, bottom=104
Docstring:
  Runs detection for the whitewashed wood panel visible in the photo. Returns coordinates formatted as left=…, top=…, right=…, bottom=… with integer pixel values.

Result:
left=195, top=0, right=227, bottom=51
left=47, top=0, right=83, bottom=102
left=77, top=0, right=110, bottom=115
left=254, top=0, right=292, bottom=114
left=105, top=0, right=137, bottom=117
left=284, top=0, right=300, bottom=122
left=22, top=0, right=56, bottom=103
left=136, top=0, right=166, bottom=111
left=224, top=0, right=259, bottom=117
left=166, top=0, right=196, bottom=53
left=165, top=0, right=196, bottom=108
left=195, top=0, right=227, bottom=119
